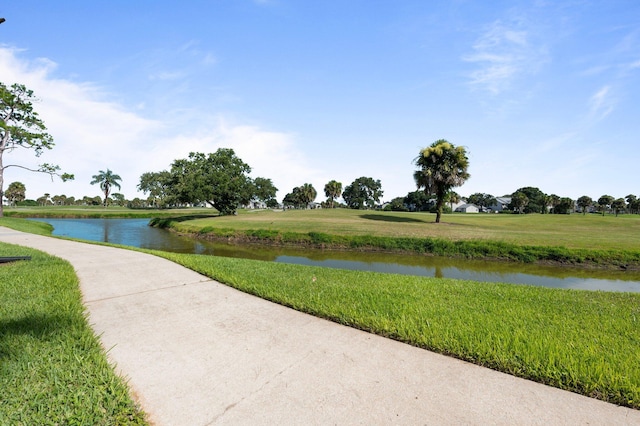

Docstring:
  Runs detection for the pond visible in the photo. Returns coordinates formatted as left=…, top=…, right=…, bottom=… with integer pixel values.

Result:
left=31, top=218, right=640, bottom=293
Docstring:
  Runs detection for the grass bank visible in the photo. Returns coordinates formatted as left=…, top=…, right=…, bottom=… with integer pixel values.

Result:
left=0, top=241, right=147, bottom=424
left=150, top=250, right=640, bottom=409
left=152, top=210, right=640, bottom=269
left=4, top=205, right=216, bottom=219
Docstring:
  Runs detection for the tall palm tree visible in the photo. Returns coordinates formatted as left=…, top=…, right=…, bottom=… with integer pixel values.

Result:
left=90, top=169, right=122, bottom=207
left=298, top=183, right=317, bottom=208
left=414, top=140, right=470, bottom=223
left=324, top=180, right=342, bottom=208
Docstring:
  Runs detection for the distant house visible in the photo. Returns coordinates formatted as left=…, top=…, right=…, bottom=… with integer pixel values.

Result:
left=489, top=197, right=511, bottom=212
left=455, top=203, right=480, bottom=213
left=245, top=200, right=267, bottom=209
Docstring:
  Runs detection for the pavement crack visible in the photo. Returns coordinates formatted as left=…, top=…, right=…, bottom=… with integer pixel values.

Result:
left=206, top=351, right=313, bottom=424
left=84, top=278, right=215, bottom=303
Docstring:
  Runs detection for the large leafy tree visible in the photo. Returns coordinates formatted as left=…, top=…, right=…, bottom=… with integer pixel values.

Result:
left=5, top=181, right=25, bottom=206
left=404, top=190, right=431, bottom=212
left=252, top=177, right=279, bottom=208
left=170, top=149, right=253, bottom=214
left=342, top=176, right=383, bottom=210
left=577, top=195, right=593, bottom=215
left=510, top=187, right=546, bottom=214
left=90, top=169, right=122, bottom=207
left=324, top=180, right=342, bottom=208
left=413, top=140, right=469, bottom=223
left=138, top=170, right=173, bottom=208
left=553, top=197, right=574, bottom=214
left=0, top=83, right=73, bottom=216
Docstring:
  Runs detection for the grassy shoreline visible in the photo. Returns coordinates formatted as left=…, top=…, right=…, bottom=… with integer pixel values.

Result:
left=4, top=206, right=214, bottom=219
left=151, top=215, right=640, bottom=270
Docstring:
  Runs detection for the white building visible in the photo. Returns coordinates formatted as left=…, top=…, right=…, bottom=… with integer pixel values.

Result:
left=455, top=203, right=480, bottom=213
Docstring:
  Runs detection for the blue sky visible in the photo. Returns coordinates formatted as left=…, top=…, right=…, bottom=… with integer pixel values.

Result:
left=1, top=1, right=639, bottom=203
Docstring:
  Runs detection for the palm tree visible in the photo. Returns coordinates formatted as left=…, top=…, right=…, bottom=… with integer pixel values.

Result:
left=597, top=195, right=614, bottom=216
left=510, top=191, right=529, bottom=214
left=324, top=180, right=342, bottom=208
left=90, top=169, right=122, bottom=207
left=577, top=195, right=593, bottom=215
left=447, top=190, right=461, bottom=211
left=414, top=140, right=470, bottom=223
left=5, top=181, right=26, bottom=206
left=612, top=198, right=626, bottom=217
left=298, top=183, right=317, bottom=208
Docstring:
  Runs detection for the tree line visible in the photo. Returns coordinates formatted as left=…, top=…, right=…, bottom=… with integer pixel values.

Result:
left=0, top=81, right=636, bottom=219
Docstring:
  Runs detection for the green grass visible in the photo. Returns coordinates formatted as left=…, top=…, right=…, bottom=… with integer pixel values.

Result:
left=0, top=242, right=147, bottom=424
left=155, top=209, right=640, bottom=268
left=167, top=209, right=640, bottom=250
left=151, top=250, right=640, bottom=409
left=4, top=205, right=216, bottom=219
left=0, top=217, right=54, bottom=235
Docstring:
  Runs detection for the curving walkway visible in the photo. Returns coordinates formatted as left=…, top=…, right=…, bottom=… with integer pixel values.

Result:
left=1, top=227, right=638, bottom=425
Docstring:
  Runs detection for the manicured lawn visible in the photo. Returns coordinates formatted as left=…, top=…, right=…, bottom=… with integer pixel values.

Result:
left=172, top=208, right=640, bottom=251
left=4, top=205, right=215, bottom=219
left=0, top=241, right=147, bottom=424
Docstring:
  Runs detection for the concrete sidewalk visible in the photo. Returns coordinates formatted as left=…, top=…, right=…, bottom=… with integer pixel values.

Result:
left=1, top=227, right=638, bottom=425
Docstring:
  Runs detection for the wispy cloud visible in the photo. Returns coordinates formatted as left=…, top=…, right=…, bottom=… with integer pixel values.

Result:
left=463, top=18, right=548, bottom=95
left=588, top=85, right=614, bottom=120
left=0, top=47, right=319, bottom=200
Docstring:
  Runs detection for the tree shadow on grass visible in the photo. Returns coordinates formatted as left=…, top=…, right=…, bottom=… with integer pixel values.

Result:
left=0, top=313, right=74, bottom=358
left=359, top=214, right=428, bottom=224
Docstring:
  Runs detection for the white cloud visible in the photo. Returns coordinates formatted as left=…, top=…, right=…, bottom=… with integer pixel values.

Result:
left=0, top=47, right=318, bottom=201
left=588, top=85, right=614, bottom=120
left=463, top=19, right=548, bottom=95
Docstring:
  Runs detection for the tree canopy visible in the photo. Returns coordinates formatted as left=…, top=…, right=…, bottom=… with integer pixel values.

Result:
left=0, top=82, right=73, bottom=216
left=169, top=149, right=253, bottom=214
left=342, top=176, right=383, bottom=210
left=509, top=187, right=546, bottom=214
left=138, top=171, right=173, bottom=208
left=414, top=140, right=469, bottom=223
left=577, top=196, right=593, bottom=215
left=597, top=195, right=615, bottom=216
left=283, top=183, right=317, bottom=209
left=510, top=191, right=529, bottom=214
left=467, top=193, right=496, bottom=212
left=252, top=177, right=279, bottom=208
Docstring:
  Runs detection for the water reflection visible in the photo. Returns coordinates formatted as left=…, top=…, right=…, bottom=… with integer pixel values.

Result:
left=31, top=218, right=640, bottom=293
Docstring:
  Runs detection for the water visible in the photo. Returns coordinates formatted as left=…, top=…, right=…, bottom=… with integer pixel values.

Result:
left=31, top=218, right=640, bottom=293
